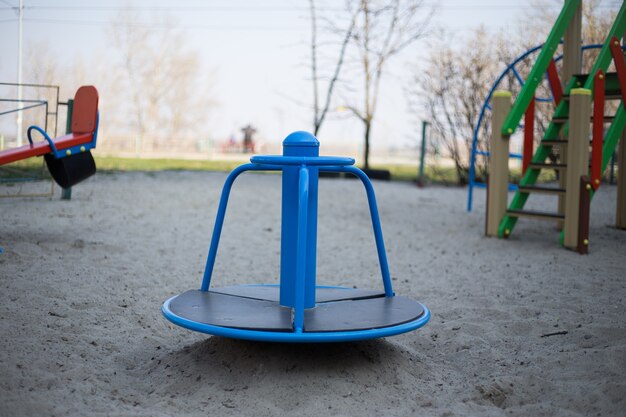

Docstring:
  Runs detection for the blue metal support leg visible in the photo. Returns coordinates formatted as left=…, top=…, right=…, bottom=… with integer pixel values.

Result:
left=323, top=165, right=394, bottom=297
left=200, top=163, right=281, bottom=291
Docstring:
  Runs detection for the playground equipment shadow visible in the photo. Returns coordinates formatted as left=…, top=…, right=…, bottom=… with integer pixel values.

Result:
left=1, top=170, right=624, bottom=416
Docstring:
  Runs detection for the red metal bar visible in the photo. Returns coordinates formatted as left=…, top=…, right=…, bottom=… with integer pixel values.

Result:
left=523, top=97, right=535, bottom=174
left=609, top=36, right=626, bottom=105
left=547, top=59, right=563, bottom=106
left=592, top=70, right=605, bottom=190
left=0, top=133, right=93, bottom=166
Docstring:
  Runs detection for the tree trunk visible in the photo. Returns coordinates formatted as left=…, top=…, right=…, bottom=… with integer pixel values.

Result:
left=364, top=120, right=371, bottom=169
left=453, top=158, right=468, bottom=185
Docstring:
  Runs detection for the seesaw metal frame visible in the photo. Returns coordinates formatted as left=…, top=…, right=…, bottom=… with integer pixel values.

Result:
left=26, top=112, right=99, bottom=159
left=163, top=154, right=430, bottom=343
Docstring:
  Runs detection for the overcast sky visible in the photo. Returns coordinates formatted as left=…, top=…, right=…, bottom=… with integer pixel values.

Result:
left=0, top=1, right=622, bottom=152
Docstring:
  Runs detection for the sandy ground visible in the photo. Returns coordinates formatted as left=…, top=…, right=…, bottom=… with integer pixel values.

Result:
left=0, top=170, right=625, bottom=417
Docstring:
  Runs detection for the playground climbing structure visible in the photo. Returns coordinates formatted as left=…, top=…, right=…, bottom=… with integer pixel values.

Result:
left=485, top=0, right=626, bottom=253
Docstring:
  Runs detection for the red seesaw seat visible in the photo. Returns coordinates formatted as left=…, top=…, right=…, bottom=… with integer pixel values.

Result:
left=0, top=86, right=99, bottom=166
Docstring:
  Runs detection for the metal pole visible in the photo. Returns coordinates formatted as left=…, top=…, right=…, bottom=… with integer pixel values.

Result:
left=16, top=0, right=24, bottom=147
left=61, top=99, right=73, bottom=200
left=418, top=121, right=428, bottom=185
left=279, top=132, right=319, bottom=309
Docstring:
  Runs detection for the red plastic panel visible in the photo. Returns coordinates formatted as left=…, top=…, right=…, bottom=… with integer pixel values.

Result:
left=71, top=86, right=99, bottom=134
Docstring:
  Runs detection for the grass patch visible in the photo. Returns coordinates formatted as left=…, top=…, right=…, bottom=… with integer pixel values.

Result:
left=367, top=164, right=459, bottom=183
left=0, top=158, right=50, bottom=180
left=93, top=156, right=242, bottom=172
left=0, top=156, right=564, bottom=185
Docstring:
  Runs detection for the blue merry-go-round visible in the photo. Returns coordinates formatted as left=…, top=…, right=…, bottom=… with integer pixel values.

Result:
left=162, top=131, right=430, bottom=342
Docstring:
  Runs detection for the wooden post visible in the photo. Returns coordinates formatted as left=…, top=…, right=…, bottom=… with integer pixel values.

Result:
left=486, top=91, right=512, bottom=237
left=563, top=88, right=591, bottom=249
left=558, top=1, right=582, bottom=226
left=617, top=130, right=626, bottom=229
left=562, top=0, right=582, bottom=87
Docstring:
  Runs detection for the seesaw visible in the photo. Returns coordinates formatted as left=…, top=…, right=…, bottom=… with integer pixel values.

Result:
left=0, top=86, right=99, bottom=188
left=162, top=131, right=430, bottom=342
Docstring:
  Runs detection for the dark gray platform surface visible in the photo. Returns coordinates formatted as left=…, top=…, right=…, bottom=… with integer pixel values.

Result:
left=210, top=285, right=384, bottom=303
left=169, top=290, right=292, bottom=331
left=169, top=288, right=425, bottom=333
left=304, top=295, right=424, bottom=332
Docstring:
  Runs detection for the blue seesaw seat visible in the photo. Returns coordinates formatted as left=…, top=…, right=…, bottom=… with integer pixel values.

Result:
left=162, top=131, right=430, bottom=342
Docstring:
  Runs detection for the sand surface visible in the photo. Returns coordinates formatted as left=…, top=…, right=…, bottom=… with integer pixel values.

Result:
left=1, top=171, right=625, bottom=416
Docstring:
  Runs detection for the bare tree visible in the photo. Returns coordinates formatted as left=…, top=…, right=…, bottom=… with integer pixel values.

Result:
left=524, top=0, right=617, bottom=74
left=411, top=27, right=559, bottom=184
left=308, top=0, right=358, bottom=136
left=106, top=12, right=214, bottom=151
left=21, top=42, right=64, bottom=136
left=411, top=29, right=505, bottom=184
left=344, top=0, right=432, bottom=169
left=411, top=0, right=617, bottom=185
left=0, top=41, right=97, bottom=141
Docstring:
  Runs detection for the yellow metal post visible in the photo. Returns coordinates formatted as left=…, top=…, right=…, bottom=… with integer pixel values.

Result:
left=564, top=88, right=591, bottom=249
left=486, top=91, right=512, bottom=237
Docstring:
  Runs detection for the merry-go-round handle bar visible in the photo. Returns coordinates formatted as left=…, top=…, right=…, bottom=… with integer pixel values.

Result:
left=250, top=155, right=355, bottom=166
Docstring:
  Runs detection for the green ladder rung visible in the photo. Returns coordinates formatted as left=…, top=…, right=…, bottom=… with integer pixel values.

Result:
left=497, top=85, right=574, bottom=238
left=571, top=72, right=621, bottom=90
